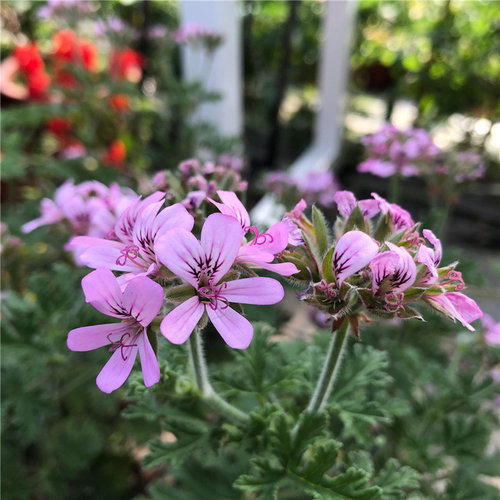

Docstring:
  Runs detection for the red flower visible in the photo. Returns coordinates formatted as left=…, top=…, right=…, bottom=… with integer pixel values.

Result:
left=109, top=94, right=130, bottom=112
left=47, top=117, right=72, bottom=139
left=14, top=44, right=45, bottom=74
left=79, top=39, right=98, bottom=72
left=27, top=70, right=51, bottom=98
left=103, top=140, right=126, bottom=168
left=109, top=48, right=144, bottom=82
left=53, top=30, right=98, bottom=86
left=13, top=43, right=50, bottom=99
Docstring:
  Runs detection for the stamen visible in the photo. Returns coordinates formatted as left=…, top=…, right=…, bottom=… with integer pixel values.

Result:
left=244, top=225, right=274, bottom=246
left=116, top=245, right=139, bottom=266
left=198, top=280, right=229, bottom=310
left=441, top=270, right=465, bottom=291
left=107, top=332, right=138, bottom=361
left=385, top=292, right=404, bottom=313
left=105, top=230, right=118, bottom=241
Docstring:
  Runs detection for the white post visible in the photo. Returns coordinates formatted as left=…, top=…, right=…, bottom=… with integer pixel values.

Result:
left=252, top=0, right=357, bottom=224
left=179, top=0, right=242, bottom=138
left=290, top=0, right=357, bottom=177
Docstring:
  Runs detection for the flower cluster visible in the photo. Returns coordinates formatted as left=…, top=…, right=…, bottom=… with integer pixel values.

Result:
left=283, top=190, right=482, bottom=338
left=2, top=29, right=144, bottom=166
left=37, top=0, right=96, bottom=19
left=151, top=156, right=247, bottom=212
left=22, top=180, right=137, bottom=241
left=33, top=174, right=482, bottom=394
left=65, top=189, right=296, bottom=392
left=358, top=124, right=440, bottom=178
left=172, top=23, right=225, bottom=52
left=264, top=170, right=340, bottom=208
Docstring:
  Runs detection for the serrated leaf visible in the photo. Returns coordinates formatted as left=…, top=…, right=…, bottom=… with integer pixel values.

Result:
left=375, top=459, right=420, bottom=499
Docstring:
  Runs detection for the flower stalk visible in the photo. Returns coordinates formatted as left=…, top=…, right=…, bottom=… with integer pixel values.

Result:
left=188, top=328, right=249, bottom=424
left=306, top=319, right=350, bottom=415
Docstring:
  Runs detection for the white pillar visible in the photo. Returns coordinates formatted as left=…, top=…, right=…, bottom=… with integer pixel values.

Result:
left=290, top=0, right=357, bottom=177
left=179, top=0, right=242, bottom=138
left=252, top=0, right=357, bottom=224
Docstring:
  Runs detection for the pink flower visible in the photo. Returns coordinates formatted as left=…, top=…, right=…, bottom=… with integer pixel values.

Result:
left=371, top=193, right=414, bottom=231
left=482, top=314, right=500, bottom=346
left=21, top=198, right=63, bottom=233
left=425, top=292, right=482, bottom=331
left=416, top=229, right=442, bottom=285
left=22, top=180, right=137, bottom=237
left=67, top=268, right=163, bottom=392
left=370, top=242, right=416, bottom=295
left=155, top=214, right=284, bottom=349
left=332, top=230, right=379, bottom=286
left=333, top=190, right=380, bottom=219
left=70, top=193, right=194, bottom=275
left=209, top=190, right=299, bottom=276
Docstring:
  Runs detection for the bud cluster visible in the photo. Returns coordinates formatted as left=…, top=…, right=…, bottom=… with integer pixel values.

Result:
left=281, top=191, right=482, bottom=339
left=151, top=156, right=247, bottom=212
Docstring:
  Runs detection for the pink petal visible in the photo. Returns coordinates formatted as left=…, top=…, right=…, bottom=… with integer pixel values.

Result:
left=426, top=292, right=482, bottom=331
left=81, top=268, right=125, bottom=319
left=223, top=277, right=284, bottom=305
left=207, top=306, right=253, bottom=349
left=422, top=229, right=442, bottom=266
left=138, top=330, right=160, bottom=387
left=160, top=296, right=204, bottom=344
left=446, top=292, right=482, bottom=325
left=200, top=214, right=243, bottom=283
left=96, top=342, right=139, bottom=393
left=334, top=191, right=357, bottom=217
left=153, top=203, right=194, bottom=240
left=209, top=190, right=250, bottom=228
left=155, top=229, right=204, bottom=288
left=333, top=231, right=379, bottom=285
left=256, top=221, right=289, bottom=254
left=122, top=276, right=164, bottom=326
left=76, top=238, right=146, bottom=273
left=67, top=322, right=129, bottom=351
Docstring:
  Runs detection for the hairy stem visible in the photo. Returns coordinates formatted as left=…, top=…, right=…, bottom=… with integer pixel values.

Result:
left=188, top=329, right=249, bottom=424
left=306, top=320, right=350, bottom=415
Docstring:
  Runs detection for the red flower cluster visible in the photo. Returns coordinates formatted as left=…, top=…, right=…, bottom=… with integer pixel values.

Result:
left=13, top=43, right=50, bottom=99
left=53, top=29, right=98, bottom=87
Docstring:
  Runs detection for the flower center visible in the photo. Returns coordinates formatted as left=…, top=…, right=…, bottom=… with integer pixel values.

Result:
left=244, top=225, right=274, bottom=246
left=441, top=270, right=465, bottom=291
left=198, top=280, right=229, bottom=310
left=385, top=292, right=404, bottom=313
left=116, top=245, right=139, bottom=266
left=107, top=332, right=138, bottom=361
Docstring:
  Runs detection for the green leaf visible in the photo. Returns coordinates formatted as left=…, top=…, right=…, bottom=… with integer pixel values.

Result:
left=312, top=205, right=329, bottom=257
left=344, top=205, right=368, bottom=234
left=375, top=459, right=420, bottom=499
left=321, top=246, right=336, bottom=284
left=166, top=283, right=196, bottom=302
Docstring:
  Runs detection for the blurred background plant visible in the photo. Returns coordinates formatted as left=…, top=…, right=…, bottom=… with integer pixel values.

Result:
left=2, top=0, right=499, bottom=498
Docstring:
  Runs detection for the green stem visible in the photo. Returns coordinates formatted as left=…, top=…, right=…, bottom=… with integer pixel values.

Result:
left=306, top=320, right=350, bottom=415
left=188, top=329, right=249, bottom=424
left=390, top=174, right=401, bottom=204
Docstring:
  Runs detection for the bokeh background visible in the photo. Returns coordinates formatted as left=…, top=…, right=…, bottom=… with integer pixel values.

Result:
left=1, top=1, right=499, bottom=498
